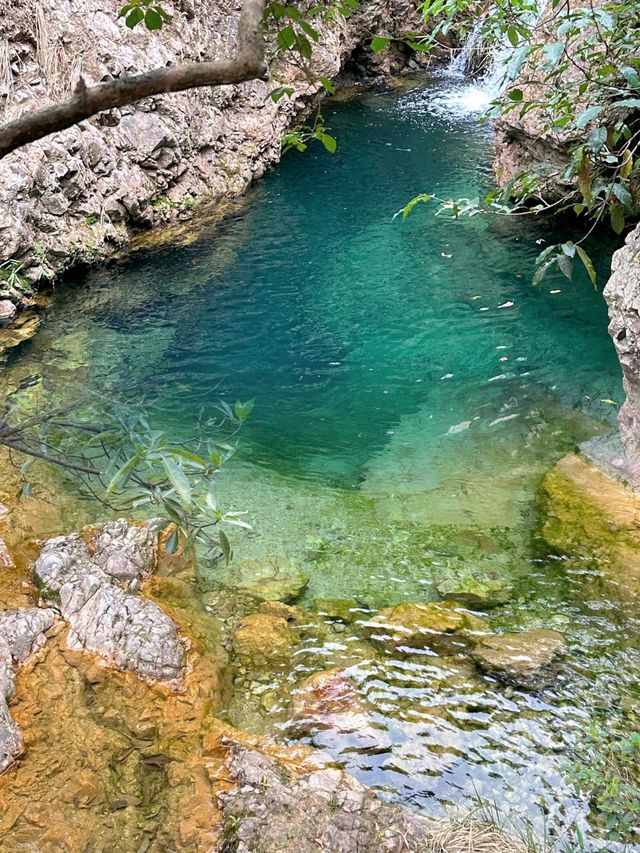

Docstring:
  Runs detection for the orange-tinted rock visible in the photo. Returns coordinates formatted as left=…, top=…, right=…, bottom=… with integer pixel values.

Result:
left=233, top=613, right=297, bottom=664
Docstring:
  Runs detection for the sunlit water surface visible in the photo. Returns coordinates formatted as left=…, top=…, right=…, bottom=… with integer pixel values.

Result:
left=7, top=79, right=638, bottom=850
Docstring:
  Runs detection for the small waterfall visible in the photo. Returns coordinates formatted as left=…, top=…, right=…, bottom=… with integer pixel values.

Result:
left=435, top=19, right=513, bottom=115
left=447, top=20, right=485, bottom=78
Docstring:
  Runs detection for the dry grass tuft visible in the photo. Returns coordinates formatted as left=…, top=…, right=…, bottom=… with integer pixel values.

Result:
left=426, top=818, right=530, bottom=853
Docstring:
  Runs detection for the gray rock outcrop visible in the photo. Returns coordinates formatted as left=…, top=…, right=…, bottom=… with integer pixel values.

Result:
left=220, top=745, right=437, bottom=852
left=0, top=607, right=57, bottom=773
left=604, top=224, right=640, bottom=488
left=34, top=520, right=185, bottom=683
left=0, top=0, right=427, bottom=304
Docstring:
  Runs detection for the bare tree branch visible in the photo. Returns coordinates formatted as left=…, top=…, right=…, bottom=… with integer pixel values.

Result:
left=0, top=0, right=268, bottom=159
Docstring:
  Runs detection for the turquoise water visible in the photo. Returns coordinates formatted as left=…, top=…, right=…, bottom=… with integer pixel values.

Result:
left=8, top=79, right=637, bottom=849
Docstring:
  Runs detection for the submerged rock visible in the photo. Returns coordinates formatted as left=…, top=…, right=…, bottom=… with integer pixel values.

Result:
left=0, top=607, right=57, bottom=773
left=362, top=601, right=490, bottom=654
left=229, top=555, right=309, bottom=603
left=289, top=668, right=387, bottom=751
left=233, top=613, right=297, bottom=664
left=435, top=570, right=513, bottom=609
left=473, top=630, right=566, bottom=689
left=34, top=521, right=184, bottom=683
left=313, top=598, right=362, bottom=622
left=258, top=600, right=305, bottom=623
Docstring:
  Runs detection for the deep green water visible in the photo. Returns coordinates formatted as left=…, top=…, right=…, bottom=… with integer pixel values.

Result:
left=8, top=79, right=639, bottom=849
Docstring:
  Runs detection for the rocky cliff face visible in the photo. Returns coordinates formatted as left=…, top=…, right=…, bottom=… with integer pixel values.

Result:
left=604, top=224, right=640, bottom=487
left=0, top=0, right=425, bottom=297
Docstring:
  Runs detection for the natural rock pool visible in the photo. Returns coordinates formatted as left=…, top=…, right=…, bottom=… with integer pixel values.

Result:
left=5, top=78, right=638, bottom=848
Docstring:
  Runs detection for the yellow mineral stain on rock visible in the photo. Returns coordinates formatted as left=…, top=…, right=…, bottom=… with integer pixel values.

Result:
left=0, top=457, right=307, bottom=851
left=539, top=453, right=640, bottom=597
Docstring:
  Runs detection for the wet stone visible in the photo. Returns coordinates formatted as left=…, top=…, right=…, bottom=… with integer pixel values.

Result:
left=227, top=555, right=309, bottom=603
left=472, top=629, right=566, bottom=689
left=362, top=600, right=490, bottom=654
left=220, top=745, right=437, bottom=852
left=435, top=570, right=513, bottom=609
left=233, top=613, right=297, bottom=664
left=313, top=598, right=361, bottom=622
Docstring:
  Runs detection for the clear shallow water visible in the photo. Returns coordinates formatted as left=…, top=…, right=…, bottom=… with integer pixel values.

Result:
left=6, top=79, right=637, bottom=849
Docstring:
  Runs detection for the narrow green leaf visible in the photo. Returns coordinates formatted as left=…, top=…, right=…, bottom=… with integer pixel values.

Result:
left=371, top=36, right=390, bottom=53
left=163, top=457, right=192, bottom=507
left=576, top=245, right=597, bottom=288
left=575, top=105, right=604, bottom=129
left=165, top=528, right=179, bottom=556
left=219, top=529, right=232, bottom=564
left=610, top=204, right=625, bottom=235
left=107, top=456, right=140, bottom=495
left=557, top=253, right=574, bottom=280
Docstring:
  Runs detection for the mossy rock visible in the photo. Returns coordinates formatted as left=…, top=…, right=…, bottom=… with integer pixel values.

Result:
left=361, top=600, right=490, bottom=654
left=435, top=570, right=513, bottom=609
left=227, top=555, right=309, bottom=603
left=312, top=598, right=362, bottom=622
left=538, top=454, right=640, bottom=595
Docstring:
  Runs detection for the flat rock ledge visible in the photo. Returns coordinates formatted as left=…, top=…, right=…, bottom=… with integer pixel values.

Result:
left=219, top=745, right=436, bottom=853
left=34, top=519, right=185, bottom=684
left=0, top=607, right=57, bottom=773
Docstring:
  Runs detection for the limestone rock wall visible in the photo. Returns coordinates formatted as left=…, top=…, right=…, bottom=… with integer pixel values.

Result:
left=0, top=0, right=425, bottom=293
left=604, top=224, right=640, bottom=486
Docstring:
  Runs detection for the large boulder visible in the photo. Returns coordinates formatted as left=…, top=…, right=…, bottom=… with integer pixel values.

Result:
left=538, top=453, right=640, bottom=596
left=362, top=601, right=490, bottom=654
left=220, top=745, right=526, bottom=852
left=34, top=521, right=184, bottom=683
left=472, top=629, right=566, bottom=689
left=604, top=224, right=640, bottom=487
left=220, top=745, right=436, bottom=853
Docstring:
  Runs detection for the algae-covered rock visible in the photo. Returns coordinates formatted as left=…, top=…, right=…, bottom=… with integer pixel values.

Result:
left=362, top=601, right=490, bottom=654
left=435, top=571, right=513, bottom=609
left=313, top=598, right=362, bottom=622
left=229, top=555, right=309, bottom=603
left=538, top=453, right=640, bottom=595
left=259, top=600, right=305, bottom=624
left=473, top=629, right=566, bottom=689
left=233, top=613, right=297, bottom=664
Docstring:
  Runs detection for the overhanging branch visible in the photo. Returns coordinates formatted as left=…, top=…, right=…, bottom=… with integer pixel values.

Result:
left=0, top=0, right=268, bottom=159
